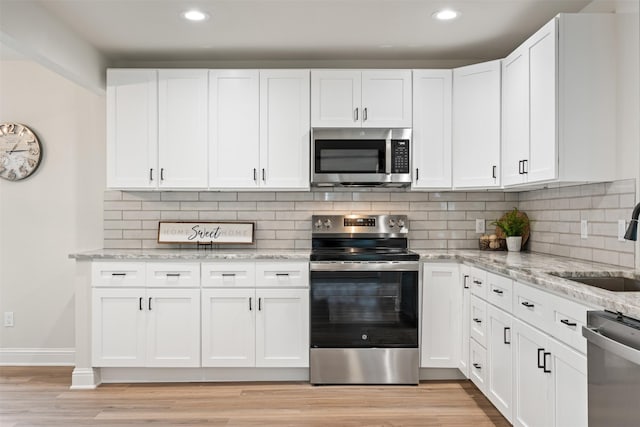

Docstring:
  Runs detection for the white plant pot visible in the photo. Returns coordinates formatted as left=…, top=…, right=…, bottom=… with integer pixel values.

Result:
left=506, top=236, right=523, bottom=252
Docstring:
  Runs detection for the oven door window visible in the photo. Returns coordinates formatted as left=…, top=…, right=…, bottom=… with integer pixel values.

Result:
left=314, top=140, right=386, bottom=174
left=310, top=271, right=418, bottom=348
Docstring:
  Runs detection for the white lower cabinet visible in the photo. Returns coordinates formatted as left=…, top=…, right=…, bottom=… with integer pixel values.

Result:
left=486, top=304, right=514, bottom=423
left=458, top=265, right=471, bottom=377
left=469, top=337, right=487, bottom=393
left=201, top=261, right=310, bottom=368
left=255, top=288, right=309, bottom=367
left=201, top=288, right=256, bottom=367
left=202, top=288, right=309, bottom=368
left=421, top=264, right=461, bottom=368
left=513, top=318, right=550, bottom=427
left=512, top=318, right=587, bottom=427
left=92, top=288, right=200, bottom=367
left=461, top=267, right=590, bottom=427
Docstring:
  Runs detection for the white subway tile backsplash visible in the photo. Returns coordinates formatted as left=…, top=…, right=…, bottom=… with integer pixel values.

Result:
left=103, top=179, right=635, bottom=267
left=199, top=192, right=238, bottom=201
left=199, top=211, right=238, bottom=220
left=161, top=192, right=199, bottom=201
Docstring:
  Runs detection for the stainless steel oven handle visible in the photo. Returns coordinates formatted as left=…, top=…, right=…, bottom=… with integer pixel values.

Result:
left=582, top=326, right=640, bottom=365
left=310, top=261, right=419, bottom=272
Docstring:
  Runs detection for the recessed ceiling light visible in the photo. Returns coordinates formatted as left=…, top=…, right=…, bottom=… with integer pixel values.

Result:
left=432, top=9, right=459, bottom=21
left=182, top=9, right=210, bottom=22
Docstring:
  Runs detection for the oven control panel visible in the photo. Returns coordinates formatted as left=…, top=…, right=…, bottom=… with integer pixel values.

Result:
left=312, top=215, right=408, bottom=234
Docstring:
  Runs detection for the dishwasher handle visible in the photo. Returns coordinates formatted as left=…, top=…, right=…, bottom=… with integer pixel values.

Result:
left=582, top=326, right=640, bottom=365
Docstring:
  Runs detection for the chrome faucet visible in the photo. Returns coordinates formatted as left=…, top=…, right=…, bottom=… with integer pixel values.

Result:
left=623, top=202, right=640, bottom=241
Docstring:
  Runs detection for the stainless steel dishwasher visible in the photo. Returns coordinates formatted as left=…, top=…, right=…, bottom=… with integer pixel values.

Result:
left=582, top=311, right=640, bottom=427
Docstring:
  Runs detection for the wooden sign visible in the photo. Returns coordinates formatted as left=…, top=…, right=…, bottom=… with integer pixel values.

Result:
left=158, top=221, right=255, bottom=244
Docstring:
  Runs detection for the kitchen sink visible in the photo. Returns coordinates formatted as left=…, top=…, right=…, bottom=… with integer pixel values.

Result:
left=550, top=274, right=640, bottom=292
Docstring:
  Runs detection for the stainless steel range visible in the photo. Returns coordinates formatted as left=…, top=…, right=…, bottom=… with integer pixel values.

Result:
left=309, top=214, right=420, bottom=385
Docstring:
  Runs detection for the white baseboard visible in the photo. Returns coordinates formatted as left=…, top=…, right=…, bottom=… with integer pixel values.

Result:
left=0, top=348, right=75, bottom=366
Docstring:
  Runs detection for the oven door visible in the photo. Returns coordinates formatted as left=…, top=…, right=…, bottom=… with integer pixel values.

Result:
left=310, top=265, right=418, bottom=349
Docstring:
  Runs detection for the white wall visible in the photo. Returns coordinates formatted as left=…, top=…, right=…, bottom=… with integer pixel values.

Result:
left=0, top=60, right=105, bottom=364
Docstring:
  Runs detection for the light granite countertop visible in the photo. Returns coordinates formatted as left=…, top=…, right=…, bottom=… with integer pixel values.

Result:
left=70, top=248, right=640, bottom=319
left=69, top=248, right=311, bottom=261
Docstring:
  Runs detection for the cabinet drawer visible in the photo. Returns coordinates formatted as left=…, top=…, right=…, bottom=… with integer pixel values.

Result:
left=146, top=263, right=200, bottom=287
left=470, top=294, right=487, bottom=348
left=486, top=272, right=513, bottom=313
left=201, top=263, right=255, bottom=288
left=513, top=282, right=549, bottom=331
left=548, top=294, right=591, bottom=354
left=255, top=262, right=309, bottom=287
left=469, top=338, right=487, bottom=394
left=469, top=267, right=488, bottom=300
left=92, top=262, right=146, bottom=287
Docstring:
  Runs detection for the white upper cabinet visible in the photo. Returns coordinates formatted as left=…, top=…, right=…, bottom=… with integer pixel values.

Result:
left=107, top=69, right=208, bottom=189
left=502, top=14, right=616, bottom=188
left=209, top=70, right=260, bottom=188
left=157, top=70, right=208, bottom=188
left=311, top=70, right=412, bottom=128
left=106, top=69, right=158, bottom=188
left=260, top=70, right=310, bottom=189
left=412, top=70, right=452, bottom=189
left=209, top=70, right=310, bottom=190
left=452, top=60, right=501, bottom=189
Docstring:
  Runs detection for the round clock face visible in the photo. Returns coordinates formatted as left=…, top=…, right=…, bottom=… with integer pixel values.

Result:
left=0, top=123, right=42, bottom=181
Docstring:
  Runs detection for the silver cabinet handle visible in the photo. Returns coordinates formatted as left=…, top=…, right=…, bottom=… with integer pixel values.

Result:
left=354, top=108, right=359, bottom=122
left=582, top=326, right=640, bottom=364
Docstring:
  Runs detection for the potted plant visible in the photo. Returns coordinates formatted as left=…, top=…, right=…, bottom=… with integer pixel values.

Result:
left=492, top=208, right=529, bottom=252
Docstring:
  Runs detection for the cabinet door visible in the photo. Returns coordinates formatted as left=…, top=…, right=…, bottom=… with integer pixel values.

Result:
left=470, top=294, right=487, bottom=347
left=528, top=19, right=558, bottom=183
left=255, top=288, right=309, bottom=367
left=145, top=288, right=200, bottom=367
left=469, top=338, right=488, bottom=394
left=459, top=266, right=471, bottom=377
left=486, top=305, right=514, bottom=423
left=311, top=70, right=361, bottom=127
left=513, top=319, right=552, bottom=427
left=412, top=70, right=452, bottom=189
left=106, top=69, right=157, bottom=188
left=548, top=337, right=587, bottom=427
left=209, top=70, right=260, bottom=188
left=260, top=70, right=310, bottom=189
left=421, top=264, right=460, bottom=368
left=92, top=288, right=145, bottom=367
left=452, top=60, right=501, bottom=189
left=501, top=47, right=530, bottom=187
left=201, top=288, right=256, bottom=367
left=361, top=70, right=412, bottom=128
left=158, top=69, right=208, bottom=188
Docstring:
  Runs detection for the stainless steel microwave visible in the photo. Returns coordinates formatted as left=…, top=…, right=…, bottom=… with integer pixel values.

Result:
left=311, top=128, right=412, bottom=187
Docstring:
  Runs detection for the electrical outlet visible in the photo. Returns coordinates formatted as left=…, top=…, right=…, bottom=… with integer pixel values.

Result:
left=618, top=220, right=627, bottom=241
left=475, top=219, right=485, bottom=234
left=4, top=312, right=14, bottom=327
left=580, top=220, right=588, bottom=239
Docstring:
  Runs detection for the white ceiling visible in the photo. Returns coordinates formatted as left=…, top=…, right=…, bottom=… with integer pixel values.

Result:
left=28, top=0, right=599, bottom=64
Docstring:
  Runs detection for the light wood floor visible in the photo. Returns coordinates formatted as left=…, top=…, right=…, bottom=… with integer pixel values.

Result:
left=0, top=367, right=509, bottom=426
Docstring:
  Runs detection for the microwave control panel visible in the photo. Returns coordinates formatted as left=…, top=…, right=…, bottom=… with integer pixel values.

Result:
left=391, top=140, right=410, bottom=174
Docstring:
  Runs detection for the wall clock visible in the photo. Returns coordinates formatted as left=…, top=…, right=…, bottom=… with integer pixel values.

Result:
left=0, top=122, right=42, bottom=181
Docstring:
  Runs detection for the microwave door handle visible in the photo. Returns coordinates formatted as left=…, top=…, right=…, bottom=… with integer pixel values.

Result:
left=385, top=138, right=392, bottom=175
